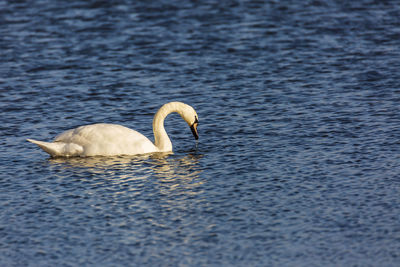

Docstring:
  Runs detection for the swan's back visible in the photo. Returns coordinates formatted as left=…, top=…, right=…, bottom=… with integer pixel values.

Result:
left=55, top=123, right=157, bottom=156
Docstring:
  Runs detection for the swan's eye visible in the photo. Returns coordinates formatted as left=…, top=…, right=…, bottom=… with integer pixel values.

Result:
left=194, top=116, right=199, bottom=124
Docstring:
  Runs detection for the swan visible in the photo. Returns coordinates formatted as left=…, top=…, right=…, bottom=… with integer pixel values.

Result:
left=27, top=101, right=199, bottom=157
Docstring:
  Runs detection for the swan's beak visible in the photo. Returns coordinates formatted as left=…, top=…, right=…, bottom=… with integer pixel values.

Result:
left=190, top=123, right=199, bottom=140
left=190, top=116, right=199, bottom=140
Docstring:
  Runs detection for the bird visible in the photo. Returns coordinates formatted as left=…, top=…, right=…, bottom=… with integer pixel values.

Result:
left=27, top=101, right=199, bottom=157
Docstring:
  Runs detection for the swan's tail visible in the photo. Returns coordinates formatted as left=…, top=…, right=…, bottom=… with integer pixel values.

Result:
left=27, top=139, right=82, bottom=157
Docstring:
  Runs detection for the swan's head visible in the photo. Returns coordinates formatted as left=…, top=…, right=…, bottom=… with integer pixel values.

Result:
left=190, top=115, right=199, bottom=140
left=182, top=104, right=199, bottom=140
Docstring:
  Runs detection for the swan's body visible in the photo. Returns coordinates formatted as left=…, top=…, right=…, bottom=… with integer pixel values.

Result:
left=27, top=102, right=199, bottom=157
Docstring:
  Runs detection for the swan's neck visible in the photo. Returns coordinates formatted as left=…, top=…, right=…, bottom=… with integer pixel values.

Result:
left=152, top=102, right=187, bottom=152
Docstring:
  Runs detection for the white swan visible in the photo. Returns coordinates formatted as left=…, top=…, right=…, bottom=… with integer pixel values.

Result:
left=27, top=101, right=199, bottom=157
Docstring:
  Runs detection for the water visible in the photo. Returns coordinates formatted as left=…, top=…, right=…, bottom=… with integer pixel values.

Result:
left=1, top=0, right=400, bottom=266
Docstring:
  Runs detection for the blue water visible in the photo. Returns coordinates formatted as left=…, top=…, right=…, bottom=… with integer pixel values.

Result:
left=1, top=0, right=400, bottom=266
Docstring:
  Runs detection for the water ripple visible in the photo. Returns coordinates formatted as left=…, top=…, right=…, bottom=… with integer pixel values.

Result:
left=1, top=0, right=400, bottom=266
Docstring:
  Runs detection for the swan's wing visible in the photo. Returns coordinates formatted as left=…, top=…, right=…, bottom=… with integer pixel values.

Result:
left=54, top=123, right=157, bottom=156
left=54, top=123, right=124, bottom=143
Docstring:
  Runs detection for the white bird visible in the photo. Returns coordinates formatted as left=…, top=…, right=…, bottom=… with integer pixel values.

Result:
left=27, top=101, right=199, bottom=157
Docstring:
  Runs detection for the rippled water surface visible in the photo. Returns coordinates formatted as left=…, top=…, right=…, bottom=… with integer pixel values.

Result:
left=1, top=0, right=400, bottom=266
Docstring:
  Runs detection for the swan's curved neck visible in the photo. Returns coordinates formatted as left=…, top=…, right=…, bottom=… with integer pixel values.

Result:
left=152, top=102, right=188, bottom=152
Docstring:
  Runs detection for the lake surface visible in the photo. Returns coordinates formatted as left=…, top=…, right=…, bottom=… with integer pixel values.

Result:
left=1, top=0, right=400, bottom=266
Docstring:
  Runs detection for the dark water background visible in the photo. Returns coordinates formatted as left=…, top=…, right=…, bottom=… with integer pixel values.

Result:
left=1, top=0, right=400, bottom=266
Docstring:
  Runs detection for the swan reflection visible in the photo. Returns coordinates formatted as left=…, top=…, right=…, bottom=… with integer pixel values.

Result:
left=150, top=153, right=204, bottom=196
left=48, top=152, right=204, bottom=195
left=49, top=154, right=155, bottom=172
